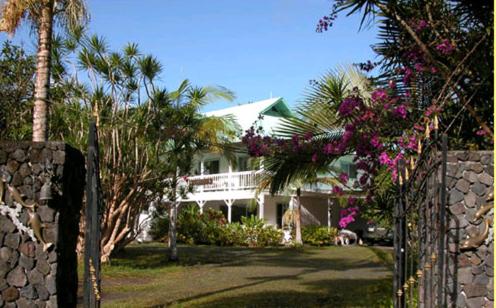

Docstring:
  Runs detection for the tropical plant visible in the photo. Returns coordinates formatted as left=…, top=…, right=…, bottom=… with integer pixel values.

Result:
left=0, top=0, right=88, bottom=141
left=301, top=225, right=338, bottom=246
left=0, top=41, right=35, bottom=140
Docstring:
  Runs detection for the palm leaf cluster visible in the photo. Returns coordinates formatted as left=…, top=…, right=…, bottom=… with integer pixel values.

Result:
left=259, top=66, right=370, bottom=194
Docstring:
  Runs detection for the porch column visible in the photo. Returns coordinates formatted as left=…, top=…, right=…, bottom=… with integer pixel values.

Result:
left=224, top=199, right=234, bottom=223
left=257, top=195, right=264, bottom=220
left=200, top=159, right=205, bottom=175
left=196, top=200, right=206, bottom=214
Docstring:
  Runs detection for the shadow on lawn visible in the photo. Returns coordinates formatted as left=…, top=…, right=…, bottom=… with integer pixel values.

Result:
left=110, top=244, right=389, bottom=272
left=153, top=277, right=392, bottom=308
left=104, top=244, right=393, bottom=307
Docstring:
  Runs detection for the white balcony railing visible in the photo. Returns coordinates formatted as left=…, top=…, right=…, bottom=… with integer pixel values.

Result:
left=188, top=171, right=258, bottom=193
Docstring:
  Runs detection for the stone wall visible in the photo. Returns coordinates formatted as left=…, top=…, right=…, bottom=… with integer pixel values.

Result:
left=0, top=142, right=85, bottom=307
left=446, top=151, right=493, bottom=307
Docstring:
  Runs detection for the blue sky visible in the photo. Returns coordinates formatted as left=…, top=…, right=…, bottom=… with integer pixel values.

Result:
left=1, top=0, right=378, bottom=112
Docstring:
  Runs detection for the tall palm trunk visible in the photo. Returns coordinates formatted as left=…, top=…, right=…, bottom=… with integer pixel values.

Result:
left=169, top=201, right=178, bottom=261
left=294, top=187, right=303, bottom=244
left=168, top=173, right=179, bottom=261
left=32, top=0, right=54, bottom=142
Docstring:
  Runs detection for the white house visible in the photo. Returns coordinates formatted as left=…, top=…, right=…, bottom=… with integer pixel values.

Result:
left=178, top=97, right=364, bottom=228
left=136, top=97, right=365, bottom=241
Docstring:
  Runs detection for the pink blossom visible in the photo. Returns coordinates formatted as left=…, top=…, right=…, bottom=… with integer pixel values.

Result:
left=393, top=105, right=408, bottom=119
left=388, top=80, right=396, bottom=89
left=359, top=174, right=369, bottom=185
left=425, top=104, right=441, bottom=116
left=436, top=39, right=454, bottom=55
left=332, top=186, right=343, bottom=195
left=414, top=123, right=424, bottom=131
left=371, top=88, right=388, bottom=102
left=476, top=129, right=487, bottom=136
left=323, top=143, right=335, bottom=155
left=338, top=172, right=349, bottom=184
left=370, top=134, right=381, bottom=148
left=402, top=67, right=413, bottom=84
left=312, top=153, right=318, bottom=162
left=406, top=135, right=417, bottom=151
left=348, top=196, right=357, bottom=206
left=415, top=19, right=428, bottom=32
left=379, top=152, right=391, bottom=166
left=338, top=97, right=361, bottom=117
left=414, top=63, right=424, bottom=72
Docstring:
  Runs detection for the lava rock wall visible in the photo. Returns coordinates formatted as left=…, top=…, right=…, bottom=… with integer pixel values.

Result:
left=446, top=151, right=493, bottom=307
left=0, top=142, right=84, bottom=307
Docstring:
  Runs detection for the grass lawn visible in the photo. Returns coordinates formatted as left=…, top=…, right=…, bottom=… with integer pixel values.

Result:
left=85, top=243, right=393, bottom=307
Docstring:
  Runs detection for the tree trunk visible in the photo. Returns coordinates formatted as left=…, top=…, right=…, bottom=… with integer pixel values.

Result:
left=168, top=201, right=178, bottom=261
left=294, top=188, right=303, bottom=245
left=33, top=0, right=54, bottom=142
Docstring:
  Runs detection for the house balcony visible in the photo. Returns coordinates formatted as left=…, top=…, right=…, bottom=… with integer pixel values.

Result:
left=188, top=170, right=258, bottom=193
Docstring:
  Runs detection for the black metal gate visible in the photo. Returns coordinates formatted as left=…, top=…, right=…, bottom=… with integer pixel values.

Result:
left=84, top=121, right=102, bottom=307
left=394, top=133, right=448, bottom=308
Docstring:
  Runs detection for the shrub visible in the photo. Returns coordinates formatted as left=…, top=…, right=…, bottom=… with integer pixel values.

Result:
left=149, top=203, right=170, bottom=241
left=301, top=226, right=338, bottom=246
left=175, top=209, right=283, bottom=247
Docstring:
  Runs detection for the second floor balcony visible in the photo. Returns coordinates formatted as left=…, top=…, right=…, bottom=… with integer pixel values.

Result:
left=188, top=170, right=258, bottom=193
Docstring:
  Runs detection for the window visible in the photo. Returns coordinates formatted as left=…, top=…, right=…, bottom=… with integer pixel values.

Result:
left=238, top=156, right=249, bottom=171
left=340, top=162, right=357, bottom=179
left=205, top=160, right=220, bottom=174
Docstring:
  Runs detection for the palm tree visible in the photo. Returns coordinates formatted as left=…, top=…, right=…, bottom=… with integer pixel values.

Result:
left=152, top=82, right=238, bottom=261
left=0, top=0, right=88, bottom=141
left=257, top=66, right=369, bottom=243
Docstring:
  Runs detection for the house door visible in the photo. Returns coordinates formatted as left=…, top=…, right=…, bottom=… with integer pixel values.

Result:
left=276, top=203, right=289, bottom=228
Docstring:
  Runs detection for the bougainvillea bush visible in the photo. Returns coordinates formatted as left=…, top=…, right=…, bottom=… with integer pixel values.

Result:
left=243, top=0, right=492, bottom=229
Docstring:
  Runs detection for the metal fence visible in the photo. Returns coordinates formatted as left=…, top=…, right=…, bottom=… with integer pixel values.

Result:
left=394, top=133, right=448, bottom=308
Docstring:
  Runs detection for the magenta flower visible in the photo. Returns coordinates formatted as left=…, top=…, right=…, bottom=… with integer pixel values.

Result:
left=476, top=129, right=487, bottom=136
left=359, top=174, right=369, bottom=185
left=348, top=196, right=357, bottom=206
left=371, top=88, right=388, bottom=102
left=415, top=19, right=428, bottom=32
left=338, top=172, right=349, bottom=184
left=379, top=152, right=391, bottom=166
left=370, top=134, right=381, bottom=148
left=312, top=153, right=318, bottom=162
left=393, top=105, right=407, bottom=119
left=414, top=63, right=424, bottom=72
left=332, top=186, right=343, bottom=195
left=323, top=143, right=335, bottom=155
left=338, top=97, right=361, bottom=117
left=402, top=67, right=413, bottom=84
left=406, top=135, right=417, bottom=151
left=436, top=39, right=454, bottom=55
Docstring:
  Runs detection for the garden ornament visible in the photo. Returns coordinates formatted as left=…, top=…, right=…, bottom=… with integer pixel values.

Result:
left=460, top=218, right=491, bottom=251
left=1, top=181, right=53, bottom=251
left=470, top=191, right=493, bottom=223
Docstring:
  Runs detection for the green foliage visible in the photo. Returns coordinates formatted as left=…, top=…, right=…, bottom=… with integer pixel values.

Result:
left=240, top=215, right=282, bottom=247
left=301, top=225, right=338, bottom=246
left=175, top=206, right=282, bottom=247
left=0, top=41, right=35, bottom=140
left=149, top=203, right=170, bottom=241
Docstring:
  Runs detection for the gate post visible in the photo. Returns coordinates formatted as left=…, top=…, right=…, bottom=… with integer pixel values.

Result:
left=83, top=121, right=102, bottom=307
